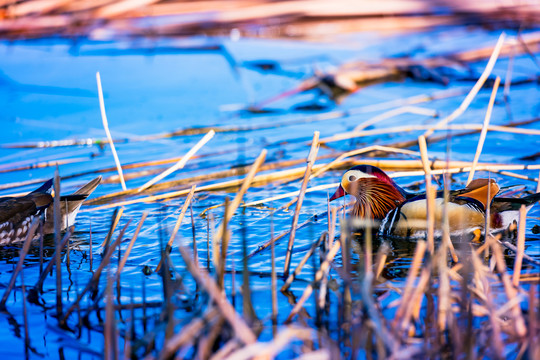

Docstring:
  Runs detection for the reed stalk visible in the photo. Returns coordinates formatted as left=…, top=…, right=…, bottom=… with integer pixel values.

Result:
left=177, top=246, right=257, bottom=344
left=97, top=71, right=127, bottom=191
left=211, top=149, right=267, bottom=247
left=116, top=211, right=148, bottom=276
left=53, top=168, right=63, bottom=320
left=99, top=207, right=124, bottom=248
left=159, top=308, right=219, bottom=360
left=62, top=220, right=132, bottom=324
left=512, top=205, right=527, bottom=287
left=394, top=241, right=426, bottom=324
left=467, top=76, right=500, bottom=185
left=487, top=235, right=527, bottom=337
left=137, top=130, right=214, bottom=192
left=284, top=131, right=319, bottom=278
left=281, top=232, right=326, bottom=291
left=155, top=186, right=196, bottom=272
left=418, top=136, right=435, bottom=252
left=33, top=227, right=74, bottom=294
left=0, top=217, right=39, bottom=310
left=285, top=236, right=340, bottom=323
left=423, top=33, right=506, bottom=138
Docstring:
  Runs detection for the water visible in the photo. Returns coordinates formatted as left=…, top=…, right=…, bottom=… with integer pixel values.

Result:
left=0, top=26, right=539, bottom=358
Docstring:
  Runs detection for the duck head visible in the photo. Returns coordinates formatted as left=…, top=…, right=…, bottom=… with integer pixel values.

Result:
left=330, top=165, right=408, bottom=219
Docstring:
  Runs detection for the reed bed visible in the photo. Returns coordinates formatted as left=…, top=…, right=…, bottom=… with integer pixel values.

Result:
left=1, top=15, right=540, bottom=360
left=1, top=0, right=539, bottom=41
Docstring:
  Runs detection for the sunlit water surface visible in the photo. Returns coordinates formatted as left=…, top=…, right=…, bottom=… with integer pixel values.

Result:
left=0, top=27, right=539, bottom=358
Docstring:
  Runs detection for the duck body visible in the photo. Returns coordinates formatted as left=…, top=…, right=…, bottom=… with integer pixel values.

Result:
left=330, top=165, right=540, bottom=239
left=0, top=176, right=101, bottom=246
left=380, top=189, right=488, bottom=238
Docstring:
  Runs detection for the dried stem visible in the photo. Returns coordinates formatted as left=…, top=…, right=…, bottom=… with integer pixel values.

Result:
left=178, top=246, right=257, bottom=345
left=137, top=130, right=214, bottom=192
left=423, top=33, right=506, bottom=138
left=62, top=219, right=132, bottom=324
left=284, top=131, right=320, bottom=277
left=467, top=76, right=501, bottom=185
left=0, top=217, right=40, bottom=310
left=418, top=136, right=435, bottom=252
left=155, top=185, right=196, bottom=272
left=512, top=205, right=527, bottom=287
left=97, top=71, right=127, bottom=191
left=281, top=232, right=326, bottom=291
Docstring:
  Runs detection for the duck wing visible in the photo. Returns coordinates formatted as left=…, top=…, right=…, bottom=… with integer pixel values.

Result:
left=453, top=178, right=499, bottom=211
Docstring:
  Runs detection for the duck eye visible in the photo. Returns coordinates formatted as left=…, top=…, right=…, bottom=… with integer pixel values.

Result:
left=348, top=175, right=357, bottom=182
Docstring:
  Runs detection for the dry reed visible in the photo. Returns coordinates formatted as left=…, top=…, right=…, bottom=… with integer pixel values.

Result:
left=422, top=33, right=506, bottom=138
left=467, top=76, right=501, bottom=185
left=283, top=131, right=320, bottom=277
left=97, top=71, right=127, bottom=191
left=137, top=130, right=214, bottom=192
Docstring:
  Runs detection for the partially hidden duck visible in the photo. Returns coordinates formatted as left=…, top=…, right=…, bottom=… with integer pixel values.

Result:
left=0, top=176, right=101, bottom=246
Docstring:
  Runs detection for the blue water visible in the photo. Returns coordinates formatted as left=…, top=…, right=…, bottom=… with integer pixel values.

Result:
left=0, top=26, right=539, bottom=358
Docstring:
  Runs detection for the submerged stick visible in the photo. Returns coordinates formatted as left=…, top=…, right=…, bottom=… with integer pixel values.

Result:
left=499, top=240, right=540, bottom=267
left=137, top=130, right=215, bottom=192
left=353, top=105, right=437, bottom=132
left=97, top=71, right=127, bottom=191
left=283, top=131, right=319, bottom=278
left=467, top=76, right=500, bottom=185
left=319, top=118, right=540, bottom=144
left=270, top=213, right=278, bottom=323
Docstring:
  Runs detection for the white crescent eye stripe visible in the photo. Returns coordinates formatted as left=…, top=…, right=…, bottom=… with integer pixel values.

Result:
left=344, top=170, right=376, bottom=181
left=342, top=169, right=377, bottom=193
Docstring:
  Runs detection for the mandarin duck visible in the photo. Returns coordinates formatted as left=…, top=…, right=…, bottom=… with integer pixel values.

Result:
left=329, top=165, right=540, bottom=238
left=0, top=176, right=101, bottom=246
